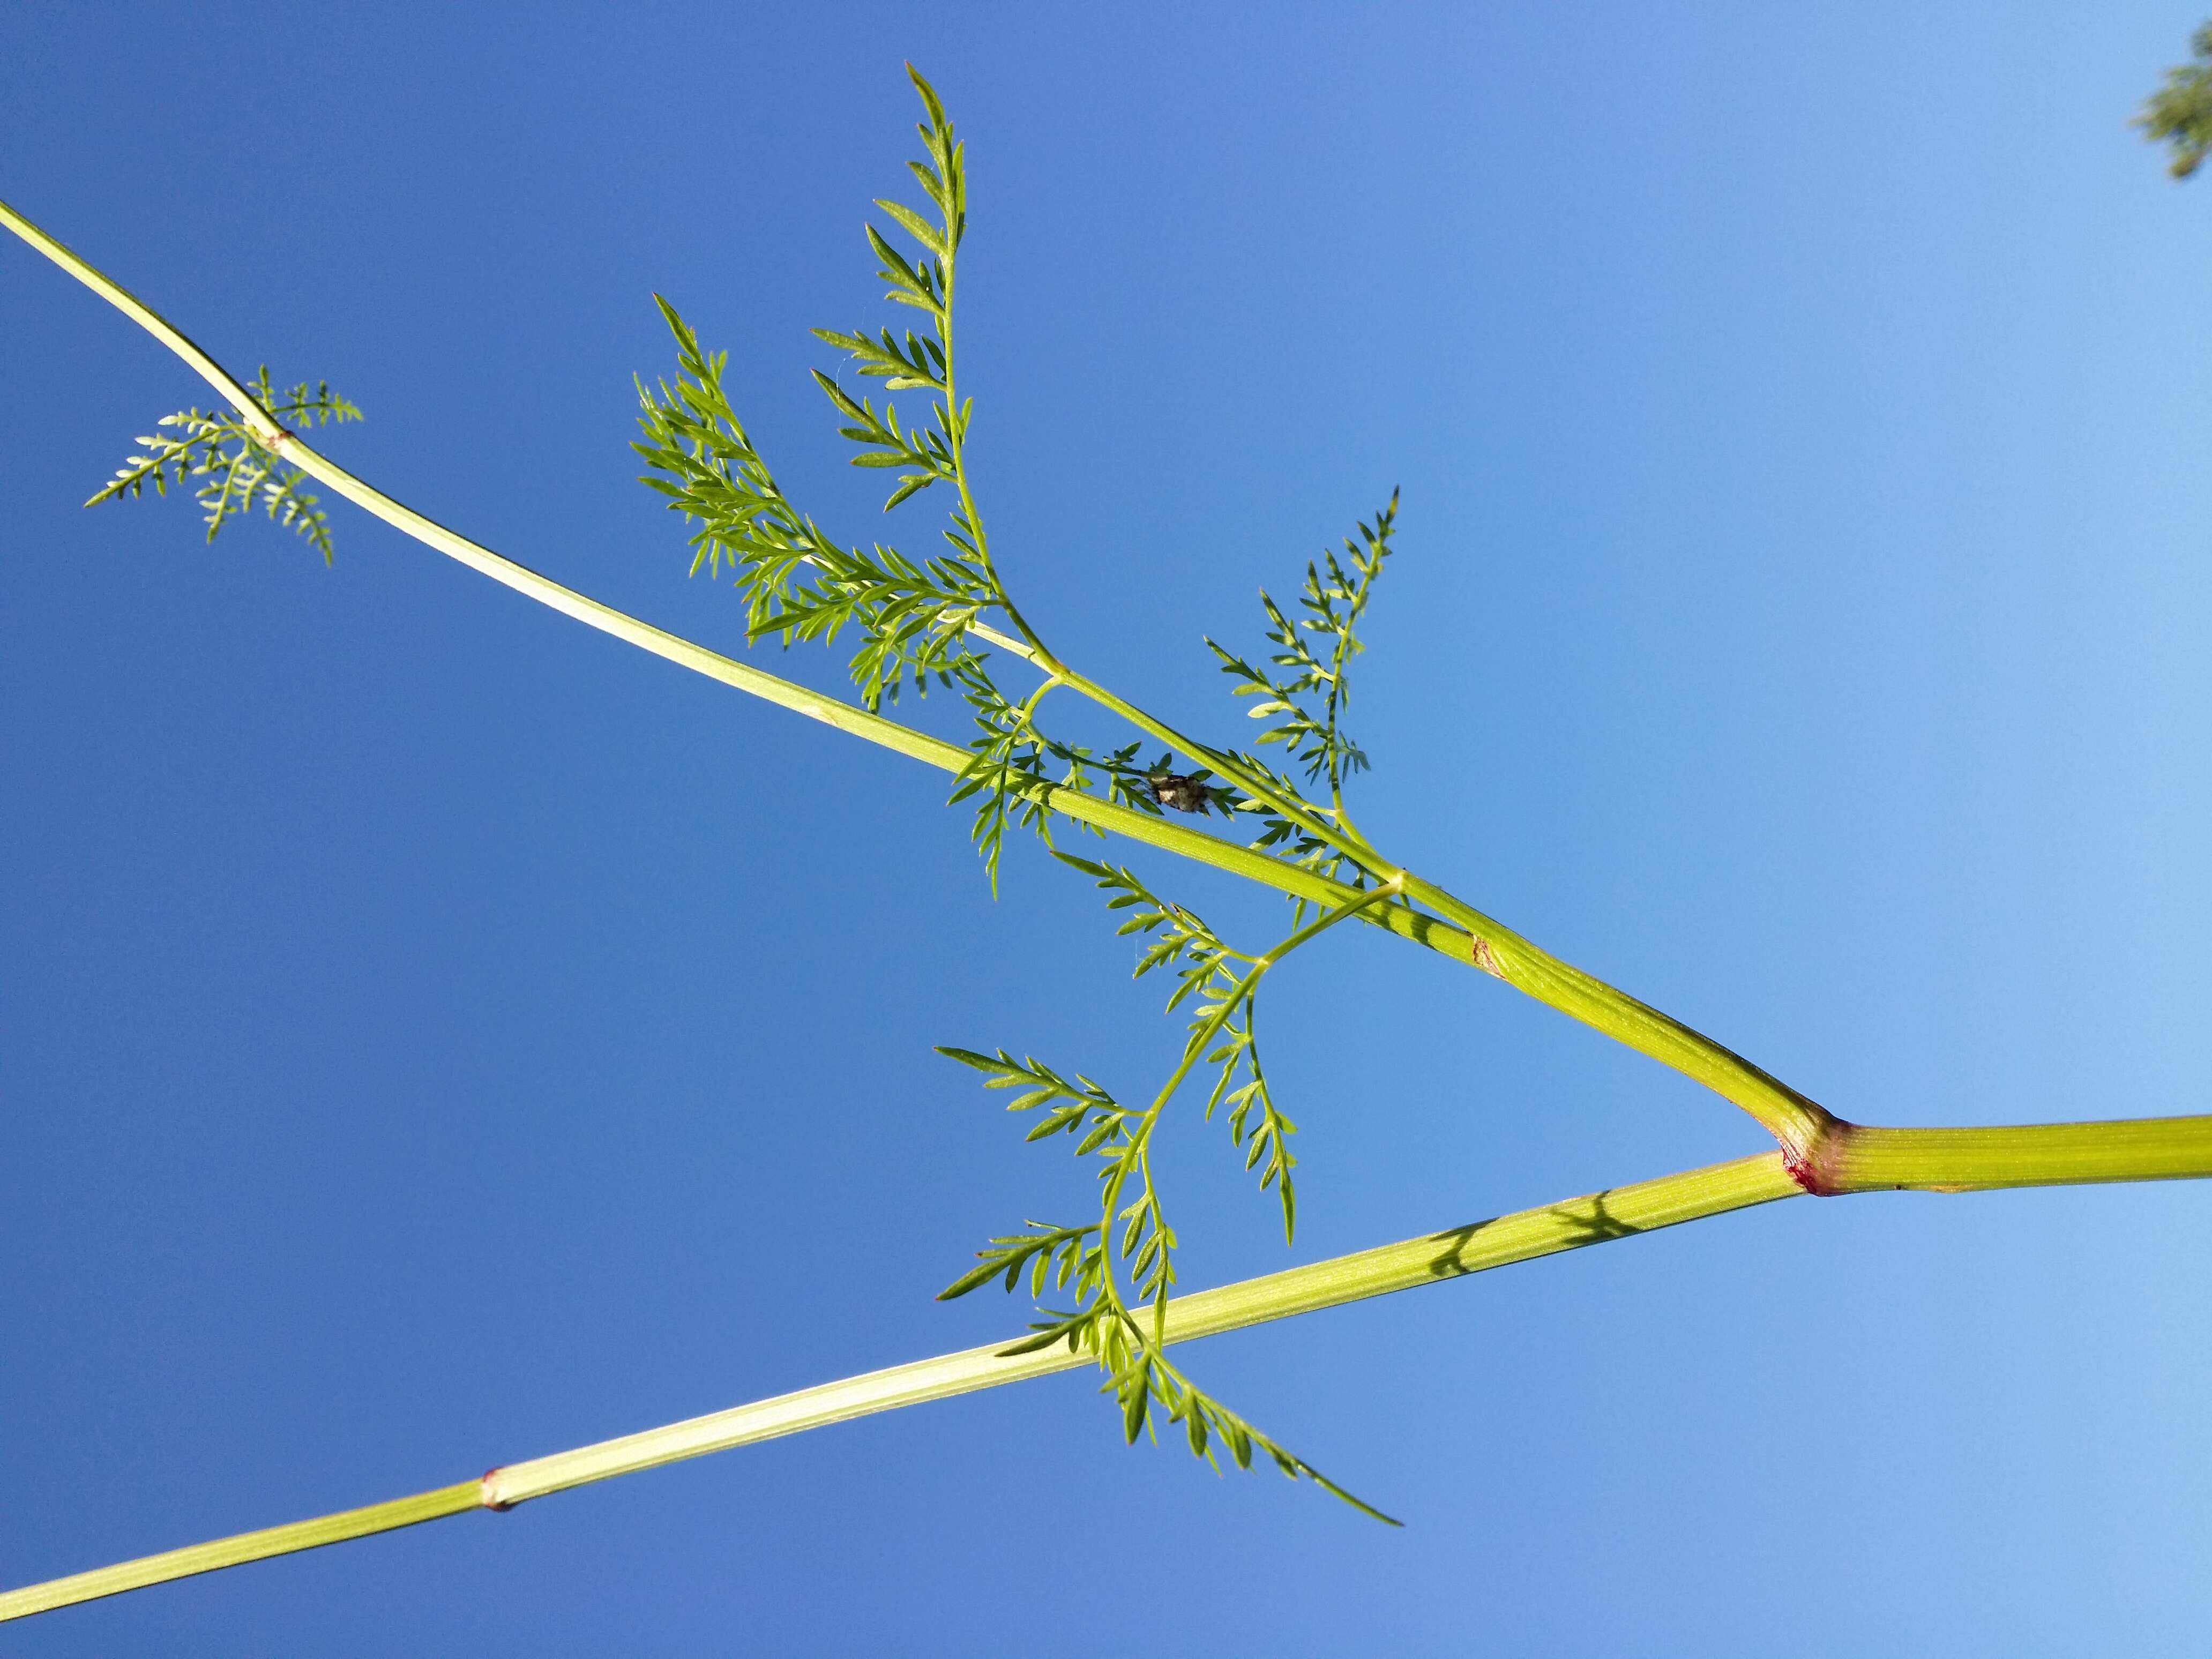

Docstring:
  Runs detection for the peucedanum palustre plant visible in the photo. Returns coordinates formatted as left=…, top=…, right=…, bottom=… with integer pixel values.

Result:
left=5, top=61, right=2212, bottom=1624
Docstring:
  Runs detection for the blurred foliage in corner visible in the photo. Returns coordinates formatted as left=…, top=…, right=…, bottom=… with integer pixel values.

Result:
left=2140, top=21, right=2212, bottom=178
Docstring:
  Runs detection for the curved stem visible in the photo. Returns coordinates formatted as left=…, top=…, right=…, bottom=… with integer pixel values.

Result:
left=1102, top=880, right=1406, bottom=1344
left=1155, top=879, right=1401, bottom=1122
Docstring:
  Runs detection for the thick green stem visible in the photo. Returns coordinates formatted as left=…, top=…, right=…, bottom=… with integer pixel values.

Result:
left=1801, top=1114, right=2212, bottom=1194
left=975, top=597, right=1834, bottom=1153
left=1404, top=876, right=1839, bottom=1154
left=987, top=596, right=1836, bottom=1153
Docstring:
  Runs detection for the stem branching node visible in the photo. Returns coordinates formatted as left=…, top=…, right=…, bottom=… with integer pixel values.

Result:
left=1782, top=1116, right=1860, bottom=1197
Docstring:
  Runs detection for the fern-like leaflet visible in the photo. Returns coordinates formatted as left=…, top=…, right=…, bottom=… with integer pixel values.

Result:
left=1209, top=495, right=1399, bottom=809
left=86, top=369, right=361, bottom=562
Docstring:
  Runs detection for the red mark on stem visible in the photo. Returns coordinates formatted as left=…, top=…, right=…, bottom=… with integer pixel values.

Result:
left=1783, top=1150, right=1834, bottom=1195
left=1784, top=1120, right=1857, bottom=1196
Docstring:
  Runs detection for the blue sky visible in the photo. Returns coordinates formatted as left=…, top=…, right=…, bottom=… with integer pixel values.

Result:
left=5, top=4, right=2211, bottom=1652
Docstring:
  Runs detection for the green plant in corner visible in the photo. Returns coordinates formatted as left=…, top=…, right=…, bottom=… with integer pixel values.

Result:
left=2140, top=20, right=2212, bottom=178
left=4, top=58, right=2212, bottom=1626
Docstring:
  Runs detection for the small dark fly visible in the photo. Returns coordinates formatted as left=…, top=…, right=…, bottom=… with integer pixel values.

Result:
left=1144, top=769, right=1222, bottom=815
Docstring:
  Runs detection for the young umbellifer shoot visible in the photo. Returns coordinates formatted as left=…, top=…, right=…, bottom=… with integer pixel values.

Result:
left=2, top=60, right=2209, bottom=1626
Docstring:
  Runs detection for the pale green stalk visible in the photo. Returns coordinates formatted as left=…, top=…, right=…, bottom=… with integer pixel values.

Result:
left=0, top=1150, right=1804, bottom=1623
left=1809, top=1114, right=2212, bottom=1194
left=0, top=1484, right=486, bottom=1626
left=10, top=1114, right=2209, bottom=1624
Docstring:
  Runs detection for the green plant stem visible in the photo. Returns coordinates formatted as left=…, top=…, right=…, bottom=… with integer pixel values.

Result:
left=0, top=201, right=2078, bottom=1160
left=0, top=200, right=1464, bottom=949
left=1404, top=878, right=1837, bottom=1155
left=1809, top=1114, right=2212, bottom=1194
left=0, top=1150, right=1803, bottom=1624
left=937, top=228, right=1049, bottom=665
left=0, top=1482, right=484, bottom=1625
left=1062, top=642, right=1839, bottom=1153
left=981, top=587, right=1835, bottom=1154
left=976, top=606, right=1830, bottom=1155
left=1056, top=660, right=1373, bottom=861
left=13, top=1112, right=2208, bottom=1624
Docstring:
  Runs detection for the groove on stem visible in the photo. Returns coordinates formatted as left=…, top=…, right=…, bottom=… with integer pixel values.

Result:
left=1802, top=1114, right=2212, bottom=1195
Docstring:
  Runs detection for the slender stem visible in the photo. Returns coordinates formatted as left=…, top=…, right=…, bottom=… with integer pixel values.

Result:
left=1149, top=879, right=1402, bottom=1126
left=1322, top=549, right=1370, bottom=826
left=930, top=257, right=1356, bottom=872
left=0, top=200, right=2030, bottom=1156
left=1014, top=675, right=1058, bottom=722
left=0, top=1151, right=1804, bottom=1624
left=8, top=1114, right=2210, bottom=1623
left=934, top=199, right=1051, bottom=667
left=1055, top=660, right=1374, bottom=867
left=0, top=1482, right=484, bottom=1625
left=0, top=198, right=1465, bottom=952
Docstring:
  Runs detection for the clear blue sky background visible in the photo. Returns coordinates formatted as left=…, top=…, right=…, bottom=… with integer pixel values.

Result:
left=5, top=4, right=2211, bottom=1653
